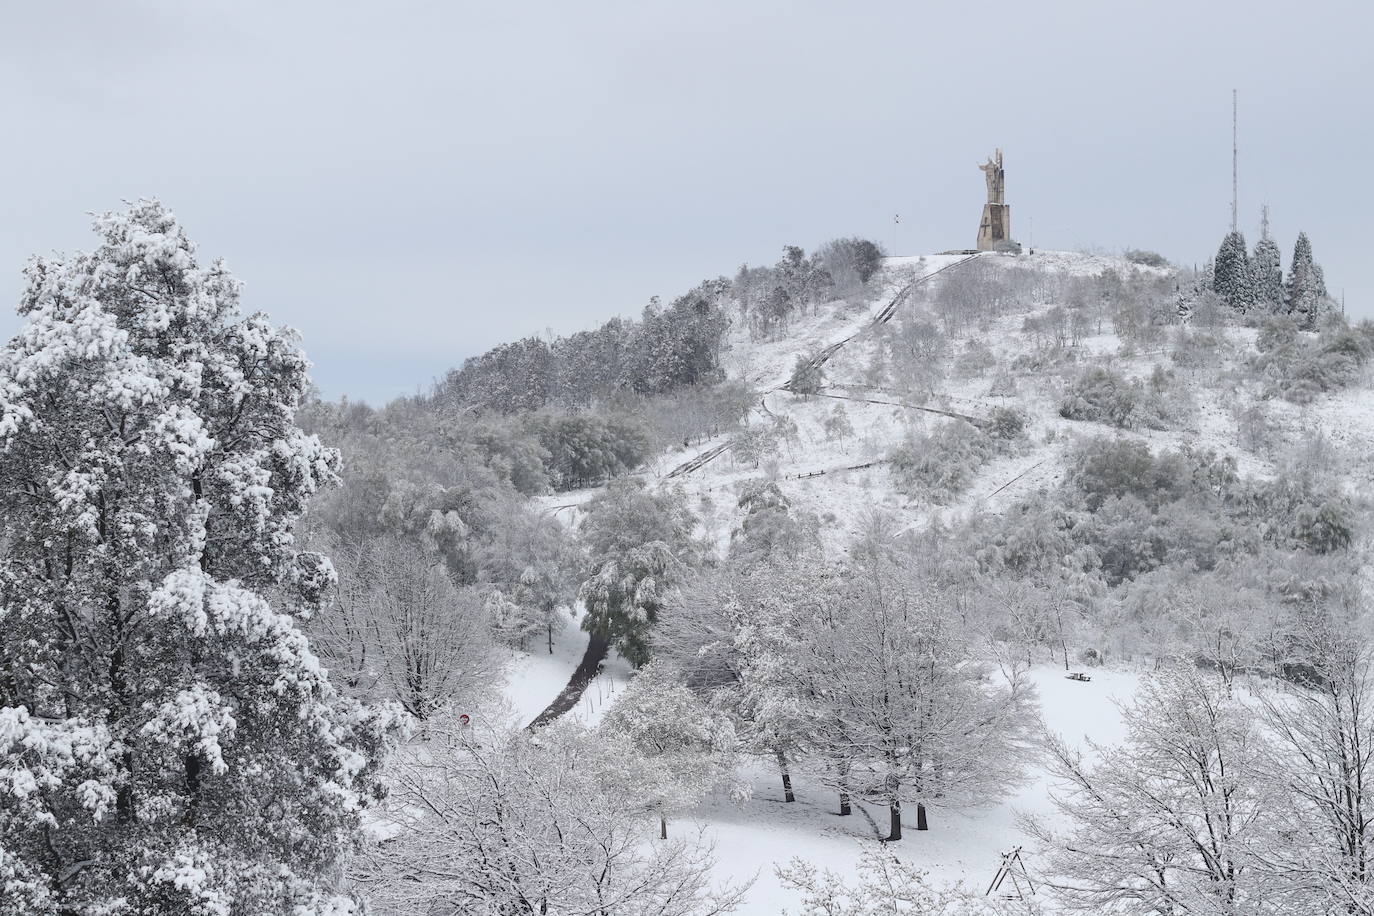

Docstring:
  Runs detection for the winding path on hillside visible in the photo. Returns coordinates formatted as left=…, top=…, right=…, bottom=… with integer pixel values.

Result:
left=664, top=253, right=981, bottom=481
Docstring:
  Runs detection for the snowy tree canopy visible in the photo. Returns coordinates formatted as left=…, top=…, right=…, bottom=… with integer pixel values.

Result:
left=0, top=201, right=400, bottom=915
left=1211, top=230, right=1254, bottom=313
left=1286, top=231, right=1328, bottom=329
left=1252, top=208, right=1284, bottom=311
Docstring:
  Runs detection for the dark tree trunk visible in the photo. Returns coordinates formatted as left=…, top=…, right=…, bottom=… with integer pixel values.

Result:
left=547, top=621, right=554, bottom=655
left=916, top=801, right=928, bottom=831
left=887, top=800, right=902, bottom=842
left=838, top=757, right=851, bottom=815
left=527, top=630, right=611, bottom=729
left=184, top=754, right=201, bottom=827
left=660, top=812, right=667, bottom=840
left=776, top=748, right=795, bottom=803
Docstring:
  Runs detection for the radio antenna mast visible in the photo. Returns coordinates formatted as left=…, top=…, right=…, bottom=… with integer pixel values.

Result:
left=1236, top=89, right=1247, bottom=233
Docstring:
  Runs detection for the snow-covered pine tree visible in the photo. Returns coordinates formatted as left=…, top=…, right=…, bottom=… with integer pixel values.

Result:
left=1211, top=229, right=1255, bottom=313
left=0, top=202, right=399, bottom=915
left=1286, top=231, right=1326, bottom=329
left=1175, top=282, right=1194, bottom=324
left=1252, top=206, right=1284, bottom=312
left=578, top=480, right=698, bottom=667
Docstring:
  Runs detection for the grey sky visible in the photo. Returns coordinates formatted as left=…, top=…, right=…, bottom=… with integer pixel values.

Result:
left=3, top=1, right=1368, bottom=404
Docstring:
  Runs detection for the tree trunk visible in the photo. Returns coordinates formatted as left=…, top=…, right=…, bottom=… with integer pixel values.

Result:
left=838, top=757, right=851, bottom=815
left=887, top=800, right=902, bottom=842
left=916, top=801, right=928, bottom=831
left=527, top=630, right=611, bottom=729
left=547, top=621, right=554, bottom=655
left=776, top=748, right=795, bottom=803
left=660, top=811, right=667, bottom=840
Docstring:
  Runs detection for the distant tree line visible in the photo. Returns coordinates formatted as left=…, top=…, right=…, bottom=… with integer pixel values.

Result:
left=435, top=238, right=885, bottom=416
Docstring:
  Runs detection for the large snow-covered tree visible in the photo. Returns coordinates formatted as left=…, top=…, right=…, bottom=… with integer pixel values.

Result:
left=1286, top=231, right=1327, bottom=329
left=1254, top=591, right=1374, bottom=915
left=578, top=480, right=699, bottom=667
left=357, top=719, right=748, bottom=916
left=800, top=532, right=1033, bottom=841
left=602, top=664, right=742, bottom=839
left=0, top=202, right=398, bottom=914
left=320, top=535, right=496, bottom=721
left=1031, top=665, right=1267, bottom=915
left=1212, top=230, right=1255, bottom=313
left=1252, top=207, right=1284, bottom=312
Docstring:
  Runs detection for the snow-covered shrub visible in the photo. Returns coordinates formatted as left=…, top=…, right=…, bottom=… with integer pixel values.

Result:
left=1059, top=366, right=1169, bottom=430
left=888, top=420, right=1008, bottom=503
left=1233, top=467, right=1355, bottom=555
left=1251, top=316, right=1374, bottom=404
left=986, top=406, right=1027, bottom=441
left=524, top=410, right=653, bottom=490
left=777, top=844, right=1036, bottom=915
left=1066, top=437, right=1235, bottom=513
left=1124, top=248, right=1169, bottom=268
left=954, top=337, right=997, bottom=378
left=788, top=353, right=824, bottom=394
left=1169, top=328, right=1226, bottom=370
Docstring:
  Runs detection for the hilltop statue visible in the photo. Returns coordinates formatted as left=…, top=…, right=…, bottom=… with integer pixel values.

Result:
left=980, top=151, right=1005, bottom=204
left=976, top=148, right=1011, bottom=250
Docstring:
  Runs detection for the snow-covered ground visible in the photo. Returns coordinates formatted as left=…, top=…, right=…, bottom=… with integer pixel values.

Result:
left=690, top=665, right=1140, bottom=914
left=502, top=605, right=635, bottom=728
left=501, top=612, right=1143, bottom=913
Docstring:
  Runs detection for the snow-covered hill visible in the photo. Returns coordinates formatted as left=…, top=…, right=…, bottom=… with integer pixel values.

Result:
left=508, top=248, right=1372, bottom=913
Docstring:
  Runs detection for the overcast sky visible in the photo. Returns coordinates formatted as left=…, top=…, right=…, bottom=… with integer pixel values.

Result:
left=2, top=1, right=1368, bottom=404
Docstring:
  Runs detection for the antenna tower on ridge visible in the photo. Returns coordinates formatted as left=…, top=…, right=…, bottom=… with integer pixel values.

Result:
left=1236, top=89, right=1247, bottom=233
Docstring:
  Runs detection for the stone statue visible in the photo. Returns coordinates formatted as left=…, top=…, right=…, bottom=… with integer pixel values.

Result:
left=976, top=148, right=1010, bottom=250
left=978, top=150, right=1005, bottom=204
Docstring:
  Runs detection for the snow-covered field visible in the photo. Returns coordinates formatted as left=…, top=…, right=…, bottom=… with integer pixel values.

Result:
left=501, top=612, right=1142, bottom=913
left=685, top=666, right=1140, bottom=913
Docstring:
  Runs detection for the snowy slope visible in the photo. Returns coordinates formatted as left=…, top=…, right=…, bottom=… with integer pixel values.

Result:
left=504, top=247, right=1372, bottom=912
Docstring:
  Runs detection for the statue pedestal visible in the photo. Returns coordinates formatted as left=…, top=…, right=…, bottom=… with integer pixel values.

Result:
left=977, top=203, right=1011, bottom=251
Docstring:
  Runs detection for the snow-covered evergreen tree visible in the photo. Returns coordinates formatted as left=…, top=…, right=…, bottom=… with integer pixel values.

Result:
left=0, top=202, right=399, bottom=914
left=578, top=480, right=699, bottom=666
left=1251, top=206, right=1284, bottom=312
left=1286, top=231, right=1326, bottom=329
left=1211, top=229, right=1255, bottom=313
